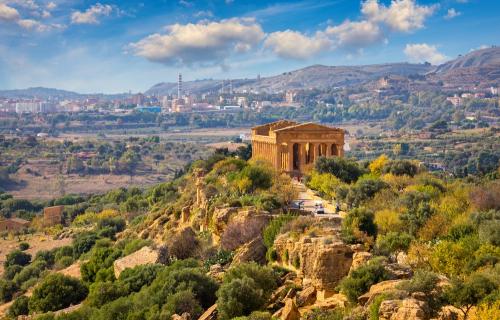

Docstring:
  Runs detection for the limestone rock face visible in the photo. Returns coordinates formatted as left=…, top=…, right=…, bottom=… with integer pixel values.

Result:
left=113, top=246, right=159, bottom=278
left=207, top=264, right=225, bottom=282
left=358, top=280, right=407, bottom=305
left=349, top=251, right=372, bottom=273
left=231, top=237, right=267, bottom=266
left=274, top=233, right=353, bottom=292
left=379, top=298, right=430, bottom=320
left=279, top=298, right=300, bottom=320
left=198, top=304, right=217, bottom=320
left=296, top=286, right=316, bottom=307
left=172, top=313, right=191, bottom=320
left=212, top=207, right=239, bottom=237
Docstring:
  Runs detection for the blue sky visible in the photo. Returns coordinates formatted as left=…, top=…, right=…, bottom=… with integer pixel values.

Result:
left=0, top=0, right=498, bottom=93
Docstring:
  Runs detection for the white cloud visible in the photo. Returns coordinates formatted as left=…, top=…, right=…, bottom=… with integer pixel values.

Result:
left=0, top=3, right=20, bottom=21
left=264, top=30, right=331, bottom=60
left=362, top=0, right=437, bottom=32
left=444, top=8, right=461, bottom=20
left=71, top=3, right=113, bottom=25
left=194, top=10, right=213, bottom=18
left=404, top=43, right=448, bottom=65
left=130, top=18, right=265, bottom=66
left=41, top=10, right=51, bottom=18
left=46, top=2, right=56, bottom=11
left=325, top=20, right=382, bottom=48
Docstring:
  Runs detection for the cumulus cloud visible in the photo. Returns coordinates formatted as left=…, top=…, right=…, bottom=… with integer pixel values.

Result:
left=325, top=20, right=382, bottom=48
left=404, top=43, right=448, bottom=65
left=71, top=3, right=113, bottom=24
left=362, top=0, right=436, bottom=32
left=130, top=18, right=265, bottom=66
left=264, top=30, right=331, bottom=60
left=444, top=8, right=461, bottom=20
left=0, top=3, right=20, bottom=21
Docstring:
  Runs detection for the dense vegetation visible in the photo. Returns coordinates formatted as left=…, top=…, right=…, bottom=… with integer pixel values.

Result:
left=0, top=147, right=498, bottom=320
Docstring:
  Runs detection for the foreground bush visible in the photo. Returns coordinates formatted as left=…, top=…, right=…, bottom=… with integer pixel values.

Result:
left=29, top=274, right=88, bottom=313
left=337, top=258, right=391, bottom=302
left=217, top=263, right=278, bottom=319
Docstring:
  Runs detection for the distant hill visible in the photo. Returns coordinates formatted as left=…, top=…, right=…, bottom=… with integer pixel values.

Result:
left=0, top=87, right=130, bottom=100
left=146, top=63, right=433, bottom=95
left=0, top=87, right=82, bottom=99
left=429, top=47, right=500, bottom=88
left=435, top=47, right=500, bottom=73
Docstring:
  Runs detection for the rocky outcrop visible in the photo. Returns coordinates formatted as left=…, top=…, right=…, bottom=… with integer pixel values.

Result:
left=296, top=286, right=316, bottom=307
left=172, top=313, right=191, bottom=320
left=379, top=298, right=430, bottom=320
left=434, top=305, right=461, bottom=320
left=349, top=251, right=372, bottom=273
left=207, top=264, right=225, bottom=282
left=113, top=246, right=159, bottom=278
left=273, top=298, right=300, bottom=320
left=358, top=280, right=407, bottom=305
left=385, top=263, right=413, bottom=279
left=198, top=304, right=217, bottom=320
left=231, top=237, right=267, bottom=266
left=274, top=232, right=353, bottom=293
left=212, top=207, right=239, bottom=237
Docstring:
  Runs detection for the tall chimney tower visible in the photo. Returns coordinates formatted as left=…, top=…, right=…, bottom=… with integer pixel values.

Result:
left=177, top=73, right=182, bottom=99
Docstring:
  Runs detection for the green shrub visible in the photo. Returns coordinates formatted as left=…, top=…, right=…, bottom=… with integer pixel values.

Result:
left=376, top=232, right=413, bottom=256
left=338, top=258, right=391, bottom=302
left=118, top=264, right=163, bottom=293
left=262, top=215, right=296, bottom=248
left=444, top=273, right=498, bottom=319
left=72, top=232, right=98, bottom=258
left=369, top=294, right=388, bottom=320
left=382, top=160, right=419, bottom=177
left=217, top=263, right=278, bottom=319
left=397, top=270, right=439, bottom=294
left=86, top=281, right=128, bottom=307
left=55, top=256, right=74, bottom=269
left=0, top=279, right=17, bottom=302
left=161, top=290, right=203, bottom=319
left=29, top=274, right=88, bottom=313
left=3, top=264, right=23, bottom=280
left=315, top=157, right=364, bottom=183
left=341, top=208, right=377, bottom=244
left=4, top=250, right=31, bottom=268
left=8, top=296, right=30, bottom=317
left=19, top=242, right=30, bottom=251
left=35, top=250, right=55, bottom=267
left=55, top=246, right=74, bottom=261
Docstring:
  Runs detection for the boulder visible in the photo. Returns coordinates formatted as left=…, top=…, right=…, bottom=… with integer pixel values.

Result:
left=212, top=207, right=239, bottom=236
left=381, top=298, right=429, bottom=320
left=231, top=237, right=267, bottom=266
left=172, top=313, right=191, bottom=320
left=198, top=304, right=217, bottom=320
left=181, top=206, right=191, bottom=223
left=385, top=263, right=413, bottom=279
left=434, top=305, right=461, bottom=320
left=280, top=298, right=300, bottom=320
left=358, top=280, right=407, bottom=305
left=274, top=234, right=353, bottom=292
left=113, top=246, right=159, bottom=278
left=296, top=286, right=316, bottom=307
left=207, top=264, right=225, bottom=281
left=313, top=293, right=348, bottom=310
left=349, top=251, right=372, bottom=273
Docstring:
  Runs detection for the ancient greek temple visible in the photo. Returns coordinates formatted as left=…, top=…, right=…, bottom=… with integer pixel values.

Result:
left=251, top=120, right=345, bottom=175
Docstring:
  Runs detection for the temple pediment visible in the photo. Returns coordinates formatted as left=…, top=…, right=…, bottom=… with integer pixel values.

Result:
left=273, top=122, right=343, bottom=133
